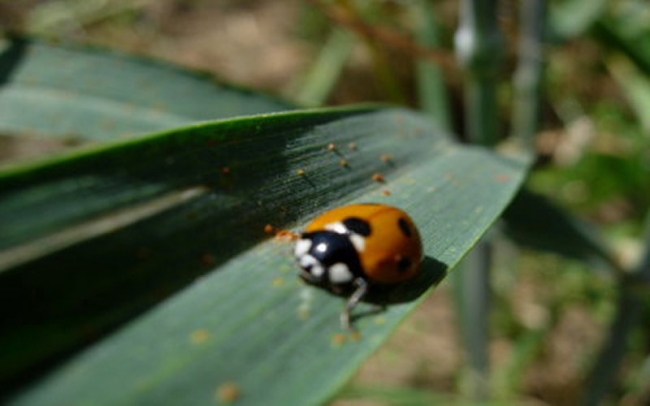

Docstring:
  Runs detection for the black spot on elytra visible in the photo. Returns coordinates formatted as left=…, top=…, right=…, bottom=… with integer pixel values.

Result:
left=397, top=256, right=412, bottom=272
left=343, top=217, right=372, bottom=236
left=397, top=218, right=412, bottom=237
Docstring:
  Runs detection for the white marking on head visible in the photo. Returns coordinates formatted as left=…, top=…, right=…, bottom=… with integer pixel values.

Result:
left=328, top=263, right=354, bottom=284
left=349, top=234, right=365, bottom=252
left=299, top=254, right=317, bottom=269
left=294, top=239, right=312, bottom=258
left=325, top=222, right=347, bottom=235
left=314, top=242, right=328, bottom=253
left=311, top=264, right=325, bottom=278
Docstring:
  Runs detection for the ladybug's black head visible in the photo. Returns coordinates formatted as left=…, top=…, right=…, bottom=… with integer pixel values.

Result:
left=294, top=230, right=364, bottom=289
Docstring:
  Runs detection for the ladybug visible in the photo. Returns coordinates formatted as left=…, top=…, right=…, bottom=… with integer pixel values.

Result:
left=294, top=203, right=423, bottom=329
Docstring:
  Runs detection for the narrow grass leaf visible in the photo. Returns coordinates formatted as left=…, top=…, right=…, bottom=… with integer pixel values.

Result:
left=291, top=29, right=355, bottom=107
left=607, top=57, right=650, bottom=135
left=548, top=0, right=607, bottom=41
left=2, top=106, right=531, bottom=405
left=591, top=11, right=650, bottom=76
left=0, top=37, right=292, bottom=142
left=502, top=189, right=618, bottom=273
left=412, top=0, right=451, bottom=131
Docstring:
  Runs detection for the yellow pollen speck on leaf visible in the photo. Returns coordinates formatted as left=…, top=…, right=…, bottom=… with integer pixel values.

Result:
left=331, top=333, right=347, bottom=347
left=216, top=381, right=241, bottom=403
left=190, top=329, right=210, bottom=344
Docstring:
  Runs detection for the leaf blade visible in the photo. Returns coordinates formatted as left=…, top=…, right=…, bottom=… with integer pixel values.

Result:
left=0, top=37, right=292, bottom=142
left=1, top=106, right=445, bottom=388
left=2, top=107, right=530, bottom=404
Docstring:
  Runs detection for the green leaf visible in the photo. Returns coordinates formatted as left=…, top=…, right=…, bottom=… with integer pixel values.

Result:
left=292, top=28, right=355, bottom=107
left=607, top=57, right=650, bottom=135
left=583, top=288, right=644, bottom=405
left=1, top=106, right=531, bottom=404
left=584, top=209, right=650, bottom=404
left=412, top=0, right=452, bottom=131
left=591, top=5, right=650, bottom=76
left=0, top=37, right=292, bottom=142
left=502, top=189, right=618, bottom=273
left=339, top=384, right=513, bottom=406
left=337, top=385, right=453, bottom=405
left=548, top=0, right=608, bottom=41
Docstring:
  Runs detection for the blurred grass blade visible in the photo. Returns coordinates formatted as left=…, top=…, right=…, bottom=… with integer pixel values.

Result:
left=338, top=384, right=513, bottom=406
left=453, top=242, right=491, bottom=399
left=637, top=211, right=650, bottom=281
left=0, top=36, right=292, bottom=143
left=582, top=288, right=643, bottom=406
left=412, top=0, right=451, bottom=131
left=337, top=385, right=454, bottom=404
left=591, top=10, right=650, bottom=76
left=1, top=105, right=531, bottom=404
left=502, top=189, right=618, bottom=273
left=548, top=0, right=607, bottom=41
left=607, top=56, right=650, bottom=135
left=454, top=0, right=503, bottom=399
left=455, top=0, right=503, bottom=146
left=501, top=10, right=548, bottom=395
left=584, top=211, right=650, bottom=403
left=494, top=324, right=549, bottom=397
left=511, top=0, right=546, bottom=151
left=291, top=28, right=355, bottom=107
left=27, top=0, right=153, bottom=35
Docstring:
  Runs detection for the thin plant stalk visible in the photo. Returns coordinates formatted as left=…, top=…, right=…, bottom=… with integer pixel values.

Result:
left=583, top=213, right=650, bottom=405
left=453, top=240, right=492, bottom=400
left=494, top=2, right=548, bottom=395
left=511, top=0, right=547, bottom=151
left=453, top=0, right=503, bottom=400
left=455, top=0, right=502, bottom=146
left=292, top=29, right=356, bottom=107
left=413, top=0, right=451, bottom=131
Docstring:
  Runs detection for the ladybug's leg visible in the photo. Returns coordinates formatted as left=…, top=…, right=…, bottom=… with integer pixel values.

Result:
left=340, top=278, right=369, bottom=331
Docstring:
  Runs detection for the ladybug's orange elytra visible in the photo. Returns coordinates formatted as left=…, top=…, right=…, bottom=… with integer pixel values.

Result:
left=294, top=203, right=423, bottom=330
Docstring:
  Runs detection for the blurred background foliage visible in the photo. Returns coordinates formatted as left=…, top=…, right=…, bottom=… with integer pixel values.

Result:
left=1, top=0, right=649, bottom=405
